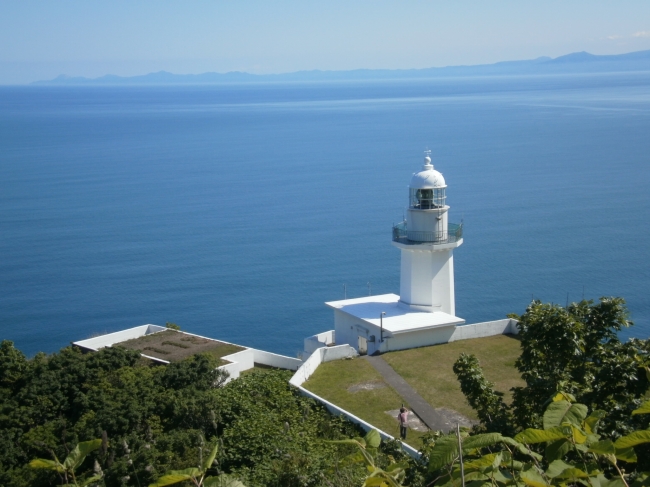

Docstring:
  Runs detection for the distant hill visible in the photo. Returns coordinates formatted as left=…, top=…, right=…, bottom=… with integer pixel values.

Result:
left=33, top=49, right=650, bottom=85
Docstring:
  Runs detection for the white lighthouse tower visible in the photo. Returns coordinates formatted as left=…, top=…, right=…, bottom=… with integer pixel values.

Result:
left=320, top=151, right=465, bottom=356
left=392, top=151, right=463, bottom=315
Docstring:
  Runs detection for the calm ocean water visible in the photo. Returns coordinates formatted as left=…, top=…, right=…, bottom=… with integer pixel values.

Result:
left=1, top=72, right=649, bottom=358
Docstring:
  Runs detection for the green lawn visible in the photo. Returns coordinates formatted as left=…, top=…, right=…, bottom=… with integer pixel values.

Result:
left=302, top=334, right=524, bottom=447
left=381, top=334, right=525, bottom=419
left=302, top=357, right=428, bottom=448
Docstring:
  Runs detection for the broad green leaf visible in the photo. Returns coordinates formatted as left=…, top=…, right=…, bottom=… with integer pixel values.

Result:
left=614, top=446, right=637, bottom=463
left=585, top=434, right=601, bottom=447
left=546, top=460, right=574, bottom=479
left=63, top=439, right=103, bottom=471
left=363, top=477, right=389, bottom=486
left=556, top=468, right=589, bottom=480
left=501, top=436, right=544, bottom=461
left=575, top=442, right=589, bottom=452
left=29, top=458, right=64, bottom=472
left=203, top=475, right=248, bottom=487
left=462, top=471, right=489, bottom=482
left=167, top=468, right=202, bottom=477
left=587, top=440, right=615, bottom=456
left=515, top=426, right=571, bottom=444
left=80, top=474, right=103, bottom=487
left=571, top=425, right=588, bottom=444
left=357, top=445, right=376, bottom=467
left=462, top=433, right=504, bottom=451
left=584, top=410, right=606, bottom=434
left=149, top=474, right=194, bottom=487
left=385, top=462, right=409, bottom=473
left=428, top=435, right=459, bottom=471
left=632, top=400, right=650, bottom=416
left=614, top=430, right=650, bottom=449
left=521, top=467, right=550, bottom=487
left=203, top=443, right=219, bottom=471
left=364, top=429, right=381, bottom=449
left=589, top=473, right=606, bottom=487
left=464, top=453, right=502, bottom=471
left=546, top=459, right=589, bottom=480
left=492, top=469, right=514, bottom=483
left=543, top=401, right=588, bottom=429
left=545, top=439, right=571, bottom=462
left=599, top=476, right=627, bottom=487
left=466, top=480, right=491, bottom=487
left=552, top=392, right=576, bottom=403
left=339, top=450, right=366, bottom=467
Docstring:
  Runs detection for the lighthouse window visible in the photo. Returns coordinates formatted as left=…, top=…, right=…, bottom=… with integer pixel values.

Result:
left=410, top=187, right=445, bottom=209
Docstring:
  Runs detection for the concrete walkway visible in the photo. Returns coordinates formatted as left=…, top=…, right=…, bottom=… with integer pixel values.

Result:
left=363, top=354, right=460, bottom=432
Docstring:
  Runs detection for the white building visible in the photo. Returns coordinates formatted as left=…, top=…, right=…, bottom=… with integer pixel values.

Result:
left=317, top=152, right=467, bottom=356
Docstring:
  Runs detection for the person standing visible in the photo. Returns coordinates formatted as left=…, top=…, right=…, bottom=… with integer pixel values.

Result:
left=397, top=407, right=409, bottom=440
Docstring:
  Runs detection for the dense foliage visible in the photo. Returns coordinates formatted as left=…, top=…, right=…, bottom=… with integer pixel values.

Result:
left=451, top=297, right=650, bottom=478
left=423, top=395, right=650, bottom=487
left=0, top=342, right=391, bottom=487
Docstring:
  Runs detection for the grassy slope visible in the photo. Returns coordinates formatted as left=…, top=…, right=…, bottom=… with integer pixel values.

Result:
left=381, top=334, right=525, bottom=419
left=303, top=357, right=428, bottom=448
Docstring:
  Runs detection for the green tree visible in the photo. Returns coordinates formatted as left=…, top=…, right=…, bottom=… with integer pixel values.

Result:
left=510, top=298, right=650, bottom=436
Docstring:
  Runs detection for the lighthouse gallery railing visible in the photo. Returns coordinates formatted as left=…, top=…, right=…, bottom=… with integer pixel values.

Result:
left=392, top=221, right=463, bottom=245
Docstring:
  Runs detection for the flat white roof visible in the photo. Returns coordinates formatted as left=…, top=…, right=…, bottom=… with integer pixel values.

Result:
left=325, top=293, right=465, bottom=334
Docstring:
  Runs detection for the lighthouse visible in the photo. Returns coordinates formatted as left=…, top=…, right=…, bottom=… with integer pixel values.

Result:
left=392, top=151, right=463, bottom=315
left=321, top=151, right=466, bottom=356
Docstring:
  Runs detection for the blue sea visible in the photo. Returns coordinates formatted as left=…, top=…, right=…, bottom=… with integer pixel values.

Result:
left=1, top=72, right=649, bottom=358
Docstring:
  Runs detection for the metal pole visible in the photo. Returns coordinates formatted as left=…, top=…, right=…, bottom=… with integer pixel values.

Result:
left=380, top=312, right=386, bottom=342
left=457, top=422, right=465, bottom=487
left=367, top=281, right=371, bottom=296
left=343, top=283, right=346, bottom=300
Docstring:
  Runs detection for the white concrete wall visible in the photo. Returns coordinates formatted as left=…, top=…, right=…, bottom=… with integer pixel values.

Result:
left=449, top=319, right=518, bottom=341
left=304, top=330, right=336, bottom=355
left=219, top=349, right=303, bottom=383
left=379, top=325, right=457, bottom=353
left=333, top=316, right=518, bottom=355
left=290, top=344, right=357, bottom=387
left=73, top=324, right=166, bottom=351
left=253, top=349, right=303, bottom=370
left=219, top=349, right=255, bottom=382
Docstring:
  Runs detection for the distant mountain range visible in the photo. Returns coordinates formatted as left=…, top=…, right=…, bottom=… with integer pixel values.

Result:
left=34, top=49, right=650, bottom=85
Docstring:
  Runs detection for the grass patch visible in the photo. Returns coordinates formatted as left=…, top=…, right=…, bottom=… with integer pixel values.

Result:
left=162, top=341, right=190, bottom=349
left=203, top=344, right=247, bottom=361
left=381, top=334, right=524, bottom=420
left=143, top=346, right=170, bottom=355
left=119, top=330, right=245, bottom=363
left=302, top=357, right=427, bottom=448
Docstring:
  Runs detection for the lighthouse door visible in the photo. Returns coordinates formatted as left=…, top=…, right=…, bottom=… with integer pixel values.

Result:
left=358, top=336, right=368, bottom=356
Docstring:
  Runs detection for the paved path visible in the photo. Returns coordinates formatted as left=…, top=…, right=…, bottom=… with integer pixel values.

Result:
left=363, top=354, right=459, bottom=432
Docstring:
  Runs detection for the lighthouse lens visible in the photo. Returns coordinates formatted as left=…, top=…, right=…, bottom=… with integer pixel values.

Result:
left=410, top=188, right=446, bottom=209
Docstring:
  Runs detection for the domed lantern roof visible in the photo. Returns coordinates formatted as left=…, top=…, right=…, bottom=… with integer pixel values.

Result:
left=410, top=155, right=446, bottom=189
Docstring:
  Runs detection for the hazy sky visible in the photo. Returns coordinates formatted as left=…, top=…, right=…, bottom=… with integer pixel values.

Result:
left=1, top=0, right=650, bottom=84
